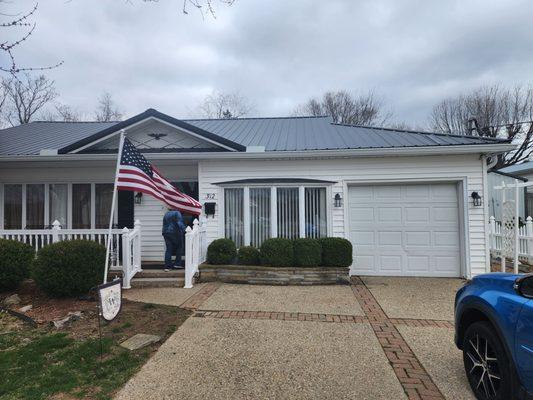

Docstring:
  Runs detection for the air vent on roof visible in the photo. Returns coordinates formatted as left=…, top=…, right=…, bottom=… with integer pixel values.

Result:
left=246, top=146, right=265, bottom=153
left=40, top=149, right=58, bottom=155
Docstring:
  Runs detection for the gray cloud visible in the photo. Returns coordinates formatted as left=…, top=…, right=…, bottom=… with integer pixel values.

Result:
left=4, top=0, right=533, bottom=126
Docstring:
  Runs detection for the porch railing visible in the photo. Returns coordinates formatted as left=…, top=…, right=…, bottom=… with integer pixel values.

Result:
left=184, top=218, right=207, bottom=288
left=489, top=216, right=533, bottom=267
left=0, top=219, right=143, bottom=289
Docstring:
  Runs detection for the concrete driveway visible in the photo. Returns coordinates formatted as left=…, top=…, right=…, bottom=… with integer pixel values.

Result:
left=117, top=278, right=474, bottom=400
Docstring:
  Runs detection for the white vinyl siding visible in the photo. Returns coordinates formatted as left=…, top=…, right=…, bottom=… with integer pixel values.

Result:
left=199, top=154, right=489, bottom=278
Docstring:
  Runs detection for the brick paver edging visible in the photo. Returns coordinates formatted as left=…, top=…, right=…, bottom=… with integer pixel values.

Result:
left=194, top=309, right=368, bottom=323
left=390, top=318, right=454, bottom=329
left=180, top=282, right=221, bottom=310
left=351, top=277, right=446, bottom=400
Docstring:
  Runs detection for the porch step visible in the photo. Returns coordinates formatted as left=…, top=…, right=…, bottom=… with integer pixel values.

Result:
left=108, top=269, right=185, bottom=280
left=130, top=277, right=185, bottom=288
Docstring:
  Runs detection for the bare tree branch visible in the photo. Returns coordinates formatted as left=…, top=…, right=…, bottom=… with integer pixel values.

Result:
left=294, top=90, right=391, bottom=126
left=1, top=73, right=58, bottom=125
left=198, top=90, right=254, bottom=119
left=139, top=0, right=235, bottom=18
left=430, top=84, right=533, bottom=168
left=94, top=92, right=123, bottom=122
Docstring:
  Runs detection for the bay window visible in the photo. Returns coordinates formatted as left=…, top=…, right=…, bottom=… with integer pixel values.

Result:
left=72, top=184, right=91, bottom=229
left=224, top=185, right=329, bottom=247
left=95, top=184, right=114, bottom=229
left=26, top=184, right=45, bottom=229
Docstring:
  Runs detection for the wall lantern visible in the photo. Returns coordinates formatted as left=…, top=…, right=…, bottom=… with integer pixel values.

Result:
left=134, top=192, right=143, bottom=204
left=334, top=193, right=343, bottom=208
left=471, top=191, right=482, bottom=207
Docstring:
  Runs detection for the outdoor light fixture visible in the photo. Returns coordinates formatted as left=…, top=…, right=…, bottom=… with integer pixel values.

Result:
left=471, top=191, right=482, bottom=207
left=334, top=193, right=343, bottom=208
left=134, top=192, right=143, bottom=204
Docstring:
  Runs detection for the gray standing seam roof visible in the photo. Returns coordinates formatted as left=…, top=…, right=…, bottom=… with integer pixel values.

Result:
left=0, top=111, right=510, bottom=156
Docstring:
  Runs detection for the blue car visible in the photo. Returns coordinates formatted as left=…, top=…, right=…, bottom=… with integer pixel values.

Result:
left=455, top=273, right=533, bottom=400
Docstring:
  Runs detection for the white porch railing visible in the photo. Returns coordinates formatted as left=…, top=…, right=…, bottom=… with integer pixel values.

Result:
left=0, top=219, right=143, bottom=289
left=184, top=218, right=207, bottom=288
left=489, top=216, right=533, bottom=265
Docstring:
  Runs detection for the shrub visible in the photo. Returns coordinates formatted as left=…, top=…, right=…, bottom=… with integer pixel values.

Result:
left=260, top=238, right=293, bottom=267
left=207, top=238, right=237, bottom=265
left=0, top=239, right=34, bottom=291
left=293, top=238, right=322, bottom=267
left=319, top=237, right=353, bottom=267
left=238, top=246, right=260, bottom=265
left=33, top=240, right=106, bottom=297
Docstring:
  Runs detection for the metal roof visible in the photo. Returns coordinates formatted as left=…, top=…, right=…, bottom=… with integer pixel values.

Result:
left=500, top=161, right=533, bottom=175
left=0, top=109, right=511, bottom=156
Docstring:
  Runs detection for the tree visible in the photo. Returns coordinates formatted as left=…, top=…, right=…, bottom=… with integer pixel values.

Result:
left=430, top=85, right=533, bottom=169
left=141, top=0, right=235, bottom=18
left=198, top=91, right=253, bottom=119
left=41, top=103, right=82, bottom=122
left=294, top=90, right=391, bottom=126
left=0, top=2, right=62, bottom=75
left=1, top=74, right=58, bottom=125
left=94, top=92, right=123, bottom=122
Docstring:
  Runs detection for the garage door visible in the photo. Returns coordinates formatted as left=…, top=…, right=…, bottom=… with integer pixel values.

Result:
left=348, top=183, right=462, bottom=277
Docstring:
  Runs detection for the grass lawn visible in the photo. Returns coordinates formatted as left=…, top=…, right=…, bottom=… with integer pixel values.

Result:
left=0, top=294, right=191, bottom=400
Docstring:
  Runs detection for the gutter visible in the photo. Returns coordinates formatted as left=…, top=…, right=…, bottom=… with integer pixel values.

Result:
left=0, top=143, right=517, bottom=163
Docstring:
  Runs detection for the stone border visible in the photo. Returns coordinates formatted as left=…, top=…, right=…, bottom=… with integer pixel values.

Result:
left=180, top=282, right=221, bottom=310
left=198, top=264, right=350, bottom=285
left=351, top=277, right=446, bottom=400
left=194, top=309, right=368, bottom=323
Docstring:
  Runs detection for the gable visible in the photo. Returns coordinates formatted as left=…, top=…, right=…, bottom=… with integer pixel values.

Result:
left=85, top=118, right=220, bottom=152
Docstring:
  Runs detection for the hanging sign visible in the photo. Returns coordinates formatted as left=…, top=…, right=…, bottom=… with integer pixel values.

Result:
left=97, top=279, right=122, bottom=321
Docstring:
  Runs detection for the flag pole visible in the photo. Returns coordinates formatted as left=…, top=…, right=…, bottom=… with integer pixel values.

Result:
left=103, top=129, right=126, bottom=284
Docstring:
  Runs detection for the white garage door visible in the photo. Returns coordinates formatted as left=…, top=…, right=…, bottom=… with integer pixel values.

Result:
left=348, top=183, right=462, bottom=277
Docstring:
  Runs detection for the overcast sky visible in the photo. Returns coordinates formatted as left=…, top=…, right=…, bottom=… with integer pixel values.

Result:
left=3, top=0, right=533, bottom=126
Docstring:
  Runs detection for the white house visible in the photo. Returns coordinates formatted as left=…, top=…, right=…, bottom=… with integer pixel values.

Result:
left=0, top=109, right=515, bottom=278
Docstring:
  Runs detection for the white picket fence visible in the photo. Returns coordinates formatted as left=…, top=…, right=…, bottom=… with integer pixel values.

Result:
left=489, top=216, right=533, bottom=264
left=184, top=218, right=207, bottom=288
left=0, top=219, right=143, bottom=289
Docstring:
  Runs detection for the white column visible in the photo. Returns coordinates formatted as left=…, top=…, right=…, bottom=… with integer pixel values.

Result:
left=514, top=184, right=520, bottom=274
left=271, top=187, right=277, bottom=238
left=501, top=181, right=506, bottom=273
left=299, top=186, right=305, bottom=238
left=526, top=216, right=533, bottom=264
left=243, top=187, right=250, bottom=246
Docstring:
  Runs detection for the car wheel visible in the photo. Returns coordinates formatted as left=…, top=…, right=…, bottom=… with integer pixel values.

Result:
left=463, top=321, right=513, bottom=400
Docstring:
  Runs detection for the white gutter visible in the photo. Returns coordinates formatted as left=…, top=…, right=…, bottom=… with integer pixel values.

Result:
left=0, top=143, right=516, bottom=163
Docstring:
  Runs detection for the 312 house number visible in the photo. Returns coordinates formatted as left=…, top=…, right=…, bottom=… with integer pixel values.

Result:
left=205, top=193, right=216, bottom=200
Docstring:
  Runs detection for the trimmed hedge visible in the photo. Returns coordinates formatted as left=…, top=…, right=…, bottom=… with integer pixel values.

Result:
left=207, top=238, right=237, bottom=265
left=238, top=246, right=260, bottom=265
left=32, top=240, right=106, bottom=297
left=0, top=239, right=34, bottom=291
left=260, top=238, right=293, bottom=267
left=319, top=237, right=353, bottom=267
left=293, top=238, right=321, bottom=267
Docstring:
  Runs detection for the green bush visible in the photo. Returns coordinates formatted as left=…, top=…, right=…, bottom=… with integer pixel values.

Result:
left=0, top=239, right=34, bottom=291
left=319, top=237, right=353, bottom=267
left=293, top=238, right=322, bottom=267
left=33, top=240, right=106, bottom=297
left=260, top=238, right=294, bottom=267
left=238, top=246, right=260, bottom=265
left=207, top=238, right=237, bottom=265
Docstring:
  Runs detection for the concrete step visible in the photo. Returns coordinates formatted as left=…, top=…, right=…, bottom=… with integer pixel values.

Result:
left=130, top=277, right=185, bottom=288
left=108, top=269, right=185, bottom=280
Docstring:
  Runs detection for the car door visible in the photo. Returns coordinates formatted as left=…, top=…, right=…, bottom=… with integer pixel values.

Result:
left=516, top=298, right=533, bottom=393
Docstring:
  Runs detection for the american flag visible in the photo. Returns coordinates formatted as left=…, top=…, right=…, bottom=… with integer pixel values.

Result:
left=116, top=138, right=202, bottom=215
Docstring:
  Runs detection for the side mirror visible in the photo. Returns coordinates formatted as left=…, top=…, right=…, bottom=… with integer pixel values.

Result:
left=514, top=274, right=533, bottom=299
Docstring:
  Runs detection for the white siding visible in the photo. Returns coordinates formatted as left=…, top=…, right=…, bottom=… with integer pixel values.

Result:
left=199, top=154, right=488, bottom=278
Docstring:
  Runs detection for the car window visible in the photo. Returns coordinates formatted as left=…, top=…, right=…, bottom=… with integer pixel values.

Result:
left=521, top=276, right=533, bottom=298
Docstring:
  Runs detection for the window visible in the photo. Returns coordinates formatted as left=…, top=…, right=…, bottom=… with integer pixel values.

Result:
left=250, top=188, right=270, bottom=247
left=26, top=184, right=45, bottom=229
left=49, top=184, right=68, bottom=227
left=224, top=185, right=329, bottom=247
left=95, top=184, right=114, bottom=229
left=277, top=188, right=300, bottom=239
left=72, top=184, right=91, bottom=229
left=4, top=184, right=22, bottom=229
left=224, top=188, right=244, bottom=247
left=305, top=187, right=327, bottom=238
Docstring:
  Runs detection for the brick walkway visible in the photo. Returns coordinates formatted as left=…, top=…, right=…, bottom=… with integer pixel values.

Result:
left=351, top=277, right=446, bottom=400
left=181, top=282, right=221, bottom=310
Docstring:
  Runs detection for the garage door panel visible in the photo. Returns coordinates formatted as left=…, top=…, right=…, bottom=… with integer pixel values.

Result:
left=349, top=183, right=461, bottom=277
